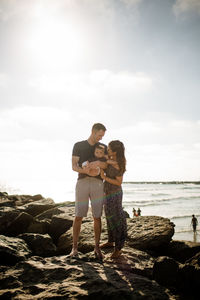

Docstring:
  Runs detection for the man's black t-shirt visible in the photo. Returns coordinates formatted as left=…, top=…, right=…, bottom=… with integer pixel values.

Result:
left=72, top=140, right=107, bottom=180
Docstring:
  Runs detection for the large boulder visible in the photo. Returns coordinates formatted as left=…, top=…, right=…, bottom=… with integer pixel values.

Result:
left=0, top=235, right=31, bottom=266
left=36, top=207, right=66, bottom=220
left=5, top=212, right=34, bottom=236
left=48, top=214, right=73, bottom=244
left=0, top=207, right=21, bottom=235
left=19, top=233, right=57, bottom=257
left=17, top=198, right=55, bottom=217
left=57, top=217, right=108, bottom=254
left=26, top=219, right=50, bottom=234
left=7, top=194, right=44, bottom=206
left=178, top=252, right=200, bottom=295
left=126, top=216, right=175, bottom=250
left=153, top=256, right=180, bottom=288
left=163, top=240, right=200, bottom=263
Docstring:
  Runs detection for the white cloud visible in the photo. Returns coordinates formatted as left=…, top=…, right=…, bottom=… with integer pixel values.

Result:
left=0, top=73, right=9, bottom=87
left=0, top=106, right=76, bottom=142
left=173, top=0, right=200, bottom=16
left=29, top=70, right=154, bottom=101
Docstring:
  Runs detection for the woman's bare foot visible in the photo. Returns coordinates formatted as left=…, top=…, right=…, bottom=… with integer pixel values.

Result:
left=110, top=249, right=122, bottom=258
left=100, top=242, right=114, bottom=249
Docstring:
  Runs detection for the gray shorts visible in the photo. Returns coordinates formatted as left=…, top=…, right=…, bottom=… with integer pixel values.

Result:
left=75, top=177, right=104, bottom=218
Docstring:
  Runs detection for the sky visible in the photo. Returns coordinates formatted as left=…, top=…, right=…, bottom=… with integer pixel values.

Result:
left=0, top=0, right=200, bottom=201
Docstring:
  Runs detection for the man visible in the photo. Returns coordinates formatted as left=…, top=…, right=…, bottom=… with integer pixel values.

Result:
left=70, top=123, right=107, bottom=258
left=191, top=214, right=198, bottom=233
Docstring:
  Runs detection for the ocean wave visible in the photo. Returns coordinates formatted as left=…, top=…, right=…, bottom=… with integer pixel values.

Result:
left=175, top=229, right=200, bottom=234
left=171, top=214, right=200, bottom=220
left=123, top=195, right=200, bottom=204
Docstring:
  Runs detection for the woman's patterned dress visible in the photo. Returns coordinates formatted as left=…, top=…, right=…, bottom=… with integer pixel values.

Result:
left=104, top=165, right=127, bottom=250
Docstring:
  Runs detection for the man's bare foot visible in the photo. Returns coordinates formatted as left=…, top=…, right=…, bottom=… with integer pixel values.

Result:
left=100, top=242, right=114, bottom=249
left=69, top=249, right=78, bottom=257
left=110, top=249, right=122, bottom=259
left=94, top=247, right=104, bottom=260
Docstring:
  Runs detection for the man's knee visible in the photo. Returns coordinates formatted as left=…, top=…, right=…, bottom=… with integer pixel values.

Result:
left=74, top=216, right=83, bottom=223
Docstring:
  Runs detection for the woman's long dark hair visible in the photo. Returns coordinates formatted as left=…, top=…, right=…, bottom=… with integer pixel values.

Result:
left=109, top=140, right=126, bottom=174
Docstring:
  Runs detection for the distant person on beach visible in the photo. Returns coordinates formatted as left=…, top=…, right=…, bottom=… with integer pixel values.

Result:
left=191, top=214, right=198, bottom=233
left=133, top=208, right=137, bottom=217
left=100, top=140, right=127, bottom=258
left=137, top=208, right=141, bottom=216
left=70, top=123, right=107, bottom=259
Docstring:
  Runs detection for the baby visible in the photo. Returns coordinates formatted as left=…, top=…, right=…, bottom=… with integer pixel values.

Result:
left=82, top=144, right=107, bottom=176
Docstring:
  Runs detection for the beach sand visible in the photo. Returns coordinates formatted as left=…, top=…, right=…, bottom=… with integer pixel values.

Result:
left=173, top=230, right=200, bottom=243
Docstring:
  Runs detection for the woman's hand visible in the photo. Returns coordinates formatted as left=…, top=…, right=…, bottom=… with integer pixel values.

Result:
left=100, top=169, right=106, bottom=180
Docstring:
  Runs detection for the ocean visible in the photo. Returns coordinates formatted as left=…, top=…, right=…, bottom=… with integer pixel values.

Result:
left=1, top=181, right=200, bottom=243
left=122, top=182, right=200, bottom=243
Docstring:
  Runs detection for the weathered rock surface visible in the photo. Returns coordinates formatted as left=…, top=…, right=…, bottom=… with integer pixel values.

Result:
left=162, top=240, right=200, bottom=263
left=5, top=212, right=34, bottom=236
left=0, top=235, right=31, bottom=266
left=0, top=254, right=177, bottom=300
left=18, top=233, right=57, bottom=257
left=1, top=192, right=200, bottom=299
left=17, top=198, right=55, bottom=217
left=153, top=256, right=180, bottom=287
left=127, top=216, right=175, bottom=250
left=0, top=207, right=21, bottom=235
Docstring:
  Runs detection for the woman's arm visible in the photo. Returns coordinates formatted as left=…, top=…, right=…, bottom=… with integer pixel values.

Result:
left=100, top=169, right=123, bottom=186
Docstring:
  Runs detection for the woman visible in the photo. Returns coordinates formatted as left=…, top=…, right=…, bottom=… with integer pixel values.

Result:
left=100, top=140, right=127, bottom=258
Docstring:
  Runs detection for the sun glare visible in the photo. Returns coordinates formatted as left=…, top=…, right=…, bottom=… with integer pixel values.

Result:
left=28, top=14, right=86, bottom=69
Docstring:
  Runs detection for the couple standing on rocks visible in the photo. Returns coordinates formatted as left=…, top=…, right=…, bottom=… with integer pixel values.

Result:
left=70, top=123, right=127, bottom=260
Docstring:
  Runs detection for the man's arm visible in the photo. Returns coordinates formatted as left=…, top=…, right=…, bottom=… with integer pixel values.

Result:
left=72, top=156, right=89, bottom=174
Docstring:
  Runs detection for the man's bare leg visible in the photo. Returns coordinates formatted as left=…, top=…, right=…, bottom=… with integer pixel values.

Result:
left=93, top=217, right=103, bottom=259
left=70, top=216, right=83, bottom=256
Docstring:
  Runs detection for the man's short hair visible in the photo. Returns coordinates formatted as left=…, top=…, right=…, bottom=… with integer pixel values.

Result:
left=92, top=123, right=106, bottom=132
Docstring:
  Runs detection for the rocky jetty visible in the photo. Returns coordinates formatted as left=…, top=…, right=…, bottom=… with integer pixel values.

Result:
left=0, top=192, right=200, bottom=299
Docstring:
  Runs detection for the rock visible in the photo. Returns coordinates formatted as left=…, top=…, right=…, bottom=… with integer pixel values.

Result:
left=163, top=240, right=200, bottom=263
left=57, top=217, right=108, bottom=254
left=48, top=214, right=73, bottom=244
left=126, top=216, right=175, bottom=250
left=0, top=192, right=8, bottom=197
left=27, top=219, right=50, bottom=234
left=0, top=197, right=15, bottom=207
left=153, top=256, right=180, bottom=287
left=0, top=235, right=31, bottom=266
left=7, top=194, right=44, bottom=206
left=101, top=246, right=155, bottom=279
left=17, top=198, right=55, bottom=217
left=5, top=212, right=34, bottom=236
left=0, top=255, right=177, bottom=299
left=36, top=207, right=66, bottom=220
left=0, top=207, right=21, bottom=235
left=123, top=209, right=130, bottom=218
left=19, top=233, right=57, bottom=257
left=178, top=252, right=200, bottom=295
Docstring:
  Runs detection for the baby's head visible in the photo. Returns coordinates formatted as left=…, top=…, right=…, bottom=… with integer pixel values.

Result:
left=94, top=144, right=105, bottom=158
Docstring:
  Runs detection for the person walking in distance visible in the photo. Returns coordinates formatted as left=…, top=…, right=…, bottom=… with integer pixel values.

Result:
left=191, top=214, right=198, bottom=233
left=70, top=123, right=107, bottom=259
